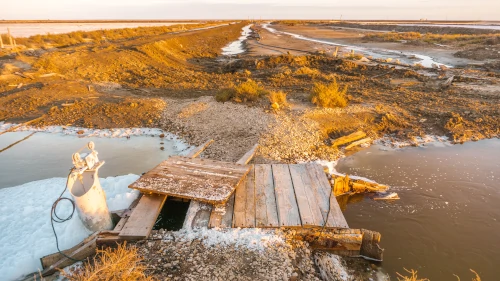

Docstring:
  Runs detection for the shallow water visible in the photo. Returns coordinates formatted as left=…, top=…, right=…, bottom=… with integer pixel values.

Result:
left=262, top=23, right=452, bottom=68
left=222, top=24, right=252, bottom=55
left=335, top=139, right=500, bottom=280
left=0, top=132, right=188, bottom=188
left=0, top=22, right=196, bottom=38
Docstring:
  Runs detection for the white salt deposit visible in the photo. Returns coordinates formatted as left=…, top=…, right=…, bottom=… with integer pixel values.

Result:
left=0, top=122, right=179, bottom=139
left=0, top=174, right=140, bottom=281
left=168, top=227, right=287, bottom=252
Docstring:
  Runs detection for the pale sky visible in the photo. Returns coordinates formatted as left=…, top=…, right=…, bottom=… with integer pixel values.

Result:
left=2, top=0, right=499, bottom=20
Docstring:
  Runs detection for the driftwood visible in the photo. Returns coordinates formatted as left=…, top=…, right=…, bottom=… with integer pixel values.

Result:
left=345, top=137, right=372, bottom=150
left=442, top=75, right=454, bottom=88
left=332, top=174, right=388, bottom=196
left=288, top=228, right=383, bottom=261
left=331, top=131, right=366, bottom=147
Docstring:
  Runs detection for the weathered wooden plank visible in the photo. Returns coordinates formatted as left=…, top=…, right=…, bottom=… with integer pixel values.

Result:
left=306, top=163, right=338, bottom=228
left=40, top=235, right=98, bottom=277
left=119, top=194, right=167, bottom=239
left=309, top=164, right=348, bottom=228
left=232, top=166, right=256, bottom=228
left=237, top=144, right=259, bottom=165
left=183, top=200, right=213, bottom=229
left=255, top=165, right=279, bottom=227
left=209, top=144, right=258, bottom=228
left=185, top=139, right=214, bottom=158
left=360, top=229, right=384, bottom=261
left=40, top=232, right=99, bottom=270
left=289, top=164, right=325, bottom=227
left=331, top=131, right=366, bottom=147
left=243, top=166, right=256, bottom=227
left=271, top=164, right=301, bottom=227
left=130, top=156, right=250, bottom=204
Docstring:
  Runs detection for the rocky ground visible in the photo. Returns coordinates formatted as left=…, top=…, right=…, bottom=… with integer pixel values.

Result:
left=133, top=228, right=385, bottom=281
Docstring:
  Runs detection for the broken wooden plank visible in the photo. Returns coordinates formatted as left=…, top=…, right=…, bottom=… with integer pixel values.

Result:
left=271, top=164, right=301, bottom=227
left=129, top=156, right=250, bottom=204
left=360, top=229, right=384, bottom=261
left=289, top=228, right=362, bottom=252
left=289, top=164, right=324, bottom=227
left=310, top=164, right=348, bottom=228
left=331, top=131, right=366, bottom=147
left=345, top=137, right=372, bottom=150
left=209, top=144, right=258, bottom=228
left=119, top=194, right=167, bottom=239
left=0, top=116, right=44, bottom=136
left=255, top=164, right=279, bottom=227
left=40, top=232, right=99, bottom=270
left=41, top=234, right=98, bottom=276
left=185, top=139, right=214, bottom=158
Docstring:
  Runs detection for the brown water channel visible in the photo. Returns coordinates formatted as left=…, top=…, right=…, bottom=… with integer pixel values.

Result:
left=336, top=139, right=500, bottom=280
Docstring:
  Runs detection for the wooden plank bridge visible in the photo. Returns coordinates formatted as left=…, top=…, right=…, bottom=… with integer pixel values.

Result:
left=36, top=140, right=383, bottom=279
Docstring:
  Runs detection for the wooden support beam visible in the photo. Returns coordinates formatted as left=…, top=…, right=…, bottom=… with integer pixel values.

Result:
left=289, top=228, right=362, bottom=252
left=119, top=194, right=167, bottom=240
left=185, top=139, right=214, bottom=158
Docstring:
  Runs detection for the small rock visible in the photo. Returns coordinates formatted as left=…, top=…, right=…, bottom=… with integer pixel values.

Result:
left=77, top=130, right=85, bottom=135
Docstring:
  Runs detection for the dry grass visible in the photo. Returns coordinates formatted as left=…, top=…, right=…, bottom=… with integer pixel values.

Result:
left=397, top=268, right=429, bottom=281
left=11, top=23, right=218, bottom=49
left=365, top=32, right=500, bottom=45
left=310, top=79, right=348, bottom=108
left=294, top=66, right=320, bottom=76
left=268, top=90, right=289, bottom=110
left=61, top=242, right=153, bottom=281
left=178, top=102, right=209, bottom=118
left=215, top=88, right=237, bottom=102
left=234, top=79, right=269, bottom=102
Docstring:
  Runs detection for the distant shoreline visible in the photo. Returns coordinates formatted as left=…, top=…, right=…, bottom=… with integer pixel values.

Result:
left=1, top=19, right=499, bottom=24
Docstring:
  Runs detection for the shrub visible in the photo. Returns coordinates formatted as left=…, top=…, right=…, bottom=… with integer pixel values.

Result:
left=61, top=242, right=153, bottom=281
left=268, top=91, right=288, bottom=109
left=234, top=79, right=268, bottom=102
left=215, top=88, right=236, bottom=102
left=294, top=66, right=320, bottom=76
left=310, top=79, right=348, bottom=108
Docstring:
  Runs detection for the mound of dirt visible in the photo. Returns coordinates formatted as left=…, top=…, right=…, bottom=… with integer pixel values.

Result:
left=454, top=46, right=500, bottom=60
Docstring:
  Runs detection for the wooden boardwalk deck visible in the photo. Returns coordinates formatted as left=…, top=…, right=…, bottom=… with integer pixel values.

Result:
left=200, top=163, right=348, bottom=230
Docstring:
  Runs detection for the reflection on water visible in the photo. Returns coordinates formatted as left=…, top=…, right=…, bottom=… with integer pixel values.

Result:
left=0, top=132, right=189, bottom=188
left=336, top=139, right=500, bottom=280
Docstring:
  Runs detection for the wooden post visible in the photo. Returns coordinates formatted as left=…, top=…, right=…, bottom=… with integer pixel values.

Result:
left=0, top=34, right=3, bottom=48
left=8, top=28, right=13, bottom=47
left=333, top=47, right=338, bottom=58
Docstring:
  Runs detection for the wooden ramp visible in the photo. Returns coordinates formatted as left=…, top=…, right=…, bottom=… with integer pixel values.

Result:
left=200, top=163, right=348, bottom=230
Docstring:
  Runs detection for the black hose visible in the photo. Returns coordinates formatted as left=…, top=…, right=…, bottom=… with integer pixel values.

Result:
left=50, top=169, right=80, bottom=262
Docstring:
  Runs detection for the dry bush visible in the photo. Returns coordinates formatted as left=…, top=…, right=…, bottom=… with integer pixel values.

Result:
left=268, top=91, right=288, bottom=110
left=215, top=88, right=236, bottom=102
left=310, top=79, right=348, bottom=108
left=61, top=242, right=153, bottom=281
left=304, top=110, right=376, bottom=138
left=234, top=79, right=268, bottom=102
left=294, top=66, right=320, bottom=76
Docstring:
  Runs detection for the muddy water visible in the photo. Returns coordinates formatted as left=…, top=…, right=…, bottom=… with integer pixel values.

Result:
left=0, top=132, right=188, bottom=188
left=335, top=139, right=500, bottom=280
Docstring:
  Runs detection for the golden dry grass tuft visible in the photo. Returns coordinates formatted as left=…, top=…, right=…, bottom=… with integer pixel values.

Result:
left=310, top=79, right=348, bottom=108
left=234, top=79, right=269, bottom=102
left=397, top=268, right=429, bottom=281
left=61, top=242, right=153, bottom=281
left=294, top=66, right=320, bottom=76
left=268, top=90, right=289, bottom=110
left=215, top=88, right=237, bottom=102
